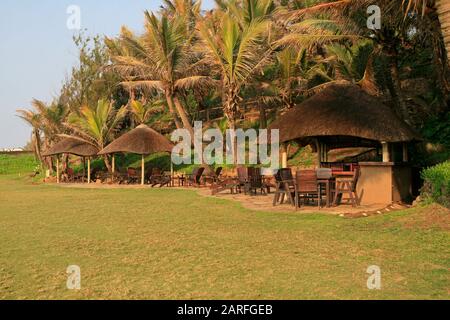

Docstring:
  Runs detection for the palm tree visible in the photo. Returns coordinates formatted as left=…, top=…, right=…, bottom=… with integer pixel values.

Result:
left=215, top=0, right=276, bottom=25
left=16, top=108, right=43, bottom=163
left=129, top=99, right=165, bottom=125
left=405, top=0, right=450, bottom=62
left=108, top=12, right=209, bottom=137
left=325, top=40, right=374, bottom=82
left=17, top=99, right=68, bottom=170
left=160, top=0, right=201, bottom=33
left=197, top=9, right=272, bottom=130
left=65, top=99, right=127, bottom=171
left=435, top=0, right=450, bottom=62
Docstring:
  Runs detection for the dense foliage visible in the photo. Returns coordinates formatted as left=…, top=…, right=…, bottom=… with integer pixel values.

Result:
left=421, top=161, right=450, bottom=207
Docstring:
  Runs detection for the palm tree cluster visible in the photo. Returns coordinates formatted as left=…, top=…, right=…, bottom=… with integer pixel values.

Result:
left=18, top=0, right=450, bottom=170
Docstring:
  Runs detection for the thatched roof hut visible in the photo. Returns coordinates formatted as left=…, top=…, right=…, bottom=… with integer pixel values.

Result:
left=42, top=137, right=99, bottom=157
left=269, top=83, right=421, bottom=148
left=98, top=124, right=173, bottom=155
left=98, top=124, right=174, bottom=185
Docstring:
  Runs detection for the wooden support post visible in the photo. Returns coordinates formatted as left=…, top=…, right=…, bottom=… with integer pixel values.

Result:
left=282, top=152, right=288, bottom=168
left=402, top=143, right=408, bottom=162
left=281, top=147, right=288, bottom=168
left=280, top=143, right=288, bottom=168
left=112, top=155, right=115, bottom=174
left=82, top=157, right=86, bottom=181
left=112, top=154, right=115, bottom=183
left=320, top=142, right=326, bottom=164
left=382, top=142, right=390, bottom=163
left=170, top=160, right=174, bottom=187
left=141, top=154, right=145, bottom=185
left=56, top=157, right=60, bottom=184
left=316, top=139, right=322, bottom=167
left=87, top=158, right=91, bottom=184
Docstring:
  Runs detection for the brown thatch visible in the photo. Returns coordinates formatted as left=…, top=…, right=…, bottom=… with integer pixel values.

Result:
left=42, top=137, right=99, bottom=157
left=269, top=83, right=421, bottom=145
left=98, top=124, right=173, bottom=155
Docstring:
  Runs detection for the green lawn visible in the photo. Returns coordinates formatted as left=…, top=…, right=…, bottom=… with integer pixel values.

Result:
left=0, top=153, right=38, bottom=175
left=0, top=173, right=448, bottom=299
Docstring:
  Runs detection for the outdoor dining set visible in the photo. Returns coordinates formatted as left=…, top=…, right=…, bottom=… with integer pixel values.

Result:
left=210, top=166, right=360, bottom=209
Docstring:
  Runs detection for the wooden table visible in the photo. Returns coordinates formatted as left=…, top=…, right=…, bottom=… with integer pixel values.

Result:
left=332, top=171, right=355, bottom=177
left=172, top=174, right=185, bottom=187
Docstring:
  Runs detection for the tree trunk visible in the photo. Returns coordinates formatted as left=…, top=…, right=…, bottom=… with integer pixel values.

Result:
left=360, top=52, right=381, bottom=96
left=62, top=154, right=69, bottom=173
left=436, top=0, right=450, bottom=63
left=429, top=3, right=450, bottom=104
left=33, top=129, right=42, bottom=164
left=103, top=155, right=112, bottom=173
left=224, top=90, right=240, bottom=165
left=386, top=53, right=411, bottom=124
left=165, top=91, right=183, bottom=130
left=173, top=95, right=194, bottom=137
left=259, top=104, right=267, bottom=129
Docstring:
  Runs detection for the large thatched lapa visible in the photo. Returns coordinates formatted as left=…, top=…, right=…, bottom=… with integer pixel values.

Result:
left=269, top=82, right=423, bottom=206
left=42, top=136, right=99, bottom=157
left=269, top=82, right=421, bottom=148
left=98, top=124, right=173, bottom=155
left=99, top=124, right=174, bottom=185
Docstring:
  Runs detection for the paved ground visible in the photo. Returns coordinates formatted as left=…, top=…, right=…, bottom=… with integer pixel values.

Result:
left=195, top=187, right=409, bottom=216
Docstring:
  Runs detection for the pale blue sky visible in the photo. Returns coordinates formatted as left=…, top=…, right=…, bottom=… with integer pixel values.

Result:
left=0, top=0, right=215, bottom=148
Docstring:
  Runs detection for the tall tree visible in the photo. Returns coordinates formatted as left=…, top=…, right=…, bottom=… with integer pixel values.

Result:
left=65, top=99, right=128, bottom=171
left=405, top=0, right=450, bottom=63
left=197, top=7, right=272, bottom=130
left=107, top=12, right=209, bottom=137
left=16, top=108, right=43, bottom=163
left=17, top=99, right=68, bottom=170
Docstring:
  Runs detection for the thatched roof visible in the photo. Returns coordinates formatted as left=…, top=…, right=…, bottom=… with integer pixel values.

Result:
left=269, top=83, right=421, bottom=145
left=98, top=124, right=173, bottom=155
left=42, top=137, right=99, bottom=157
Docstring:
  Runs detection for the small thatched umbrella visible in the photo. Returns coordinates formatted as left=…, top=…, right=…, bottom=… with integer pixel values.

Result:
left=269, top=82, right=421, bottom=166
left=42, top=137, right=99, bottom=183
left=98, top=124, right=174, bottom=185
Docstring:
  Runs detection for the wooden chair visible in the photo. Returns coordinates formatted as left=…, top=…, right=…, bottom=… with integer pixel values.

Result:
left=66, top=168, right=75, bottom=183
left=147, top=168, right=162, bottom=185
left=127, top=168, right=140, bottom=184
left=316, top=168, right=333, bottom=207
left=203, top=167, right=223, bottom=185
left=246, top=167, right=266, bottom=195
left=273, top=168, right=297, bottom=208
left=210, top=176, right=239, bottom=195
left=296, top=170, right=320, bottom=208
left=236, top=167, right=249, bottom=194
left=151, top=171, right=172, bottom=188
left=333, top=168, right=360, bottom=207
left=186, top=167, right=205, bottom=187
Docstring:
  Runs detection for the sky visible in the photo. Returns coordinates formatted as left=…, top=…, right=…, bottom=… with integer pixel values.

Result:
left=0, top=0, right=215, bottom=149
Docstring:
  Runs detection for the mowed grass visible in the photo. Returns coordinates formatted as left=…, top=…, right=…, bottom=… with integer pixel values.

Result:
left=0, top=174, right=449, bottom=299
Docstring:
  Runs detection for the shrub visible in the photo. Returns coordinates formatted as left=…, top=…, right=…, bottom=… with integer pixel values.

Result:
left=421, top=161, right=450, bottom=207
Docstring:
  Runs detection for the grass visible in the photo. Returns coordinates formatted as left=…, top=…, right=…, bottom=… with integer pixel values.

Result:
left=0, top=153, right=38, bottom=175
left=0, top=154, right=449, bottom=299
left=0, top=175, right=448, bottom=299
